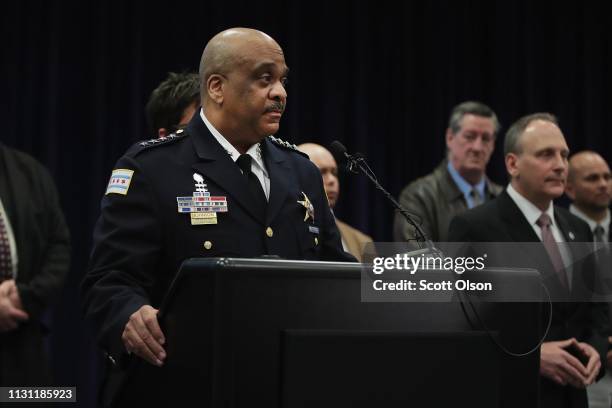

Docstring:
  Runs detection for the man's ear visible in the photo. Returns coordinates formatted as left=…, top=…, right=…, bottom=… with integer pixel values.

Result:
left=207, top=74, right=225, bottom=105
left=445, top=128, right=454, bottom=149
left=505, top=153, right=519, bottom=179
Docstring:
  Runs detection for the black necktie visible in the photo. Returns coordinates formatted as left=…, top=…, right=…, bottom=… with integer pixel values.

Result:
left=236, top=154, right=267, bottom=221
left=594, top=225, right=605, bottom=244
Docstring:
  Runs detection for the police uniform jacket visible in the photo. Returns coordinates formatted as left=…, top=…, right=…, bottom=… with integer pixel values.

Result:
left=81, top=114, right=355, bottom=368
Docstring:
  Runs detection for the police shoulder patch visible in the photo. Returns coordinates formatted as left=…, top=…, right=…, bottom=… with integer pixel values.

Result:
left=267, top=135, right=308, bottom=158
left=106, top=168, right=134, bottom=195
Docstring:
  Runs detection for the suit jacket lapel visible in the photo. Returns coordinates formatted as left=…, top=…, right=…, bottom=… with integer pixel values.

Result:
left=496, top=191, right=569, bottom=292
left=0, top=145, right=22, bottom=245
left=0, top=144, right=30, bottom=280
left=554, top=210, right=576, bottom=244
left=262, top=138, right=293, bottom=225
left=187, top=115, right=265, bottom=224
left=497, top=191, right=540, bottom=242
left=554, top=209, right=587, bottom=292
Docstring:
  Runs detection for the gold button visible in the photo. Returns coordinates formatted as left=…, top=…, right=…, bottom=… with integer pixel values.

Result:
left=203, top=241, right=212, bottom=250
left=314, top=237, right=319, bottom=245
left=266, top=227, right=274, bottom=238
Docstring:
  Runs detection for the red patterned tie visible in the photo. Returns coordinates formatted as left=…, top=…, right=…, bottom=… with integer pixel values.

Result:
left=0, top=210, right=13, bottom=281
left=536, top=213, right=568, bottom=288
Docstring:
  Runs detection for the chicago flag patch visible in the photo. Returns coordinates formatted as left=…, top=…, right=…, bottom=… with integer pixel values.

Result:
left=105, top=169, right=134, bottom=195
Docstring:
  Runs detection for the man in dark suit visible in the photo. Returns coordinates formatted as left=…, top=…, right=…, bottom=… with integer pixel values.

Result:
left=566, top=151, right=611, bottom=244
left=0, top=143, right=70, bottom=386
left=566, top=151, right=612, bottom=407
left=448, top=113, right=609, bottom=408
left=81, top=27, right=353, bottom=403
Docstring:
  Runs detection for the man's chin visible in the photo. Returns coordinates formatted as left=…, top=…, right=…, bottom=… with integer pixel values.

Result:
left=462, top=162, right=486, bottom=173
left=545, top=186, right=565, bottom=199
left=261, top=123, right=280, bottom=136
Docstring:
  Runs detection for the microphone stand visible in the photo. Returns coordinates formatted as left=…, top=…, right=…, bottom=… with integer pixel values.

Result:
left=343, top=152, right=442, bottom=257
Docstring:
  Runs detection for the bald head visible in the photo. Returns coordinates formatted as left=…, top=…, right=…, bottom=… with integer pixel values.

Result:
left=199, top=28, right=283, bottom=102
left=197, top=27, right=288, bottom=152
left=568, top=151, right=610, bottom=181
left=566, top=150, right=611, bottom=220
left=298, top=143, right=340, bottom=208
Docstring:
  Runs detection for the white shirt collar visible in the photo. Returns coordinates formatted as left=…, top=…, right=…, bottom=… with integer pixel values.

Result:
left=199, top=109, right=268, bottom=176
left=569, top=204, right=610, bottom=236
left=506, top=183, right=556, bottom=227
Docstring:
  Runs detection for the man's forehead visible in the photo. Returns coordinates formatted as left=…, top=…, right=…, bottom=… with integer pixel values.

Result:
left=460, top=114, right=494, bottom=128
left=253, top=60, right=289, bottom=73
left=576, top=159, right=611, bottom=175
left=522, top=122, right=567, bottom=149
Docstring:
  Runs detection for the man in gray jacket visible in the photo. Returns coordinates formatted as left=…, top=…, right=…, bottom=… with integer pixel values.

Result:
left=393, top=101, right=502, bottom=242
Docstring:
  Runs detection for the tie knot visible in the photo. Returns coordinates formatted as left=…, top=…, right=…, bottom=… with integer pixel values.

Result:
left=594, top=225, right=605, bottom=241
left=236, top=154, right=252, bottom=175
left=536, top=213, right=552, bottom=228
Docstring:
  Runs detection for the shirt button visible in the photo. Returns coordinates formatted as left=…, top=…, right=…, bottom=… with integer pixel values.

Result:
left=314, top=237, right=319, bottom=245
left=203, top=241, right=212, bottom=250
left=266, top=227, right=274, bottom=238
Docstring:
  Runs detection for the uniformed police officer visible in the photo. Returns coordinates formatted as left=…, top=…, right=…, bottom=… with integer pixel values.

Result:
left=80, top=27, right=354, bottom=391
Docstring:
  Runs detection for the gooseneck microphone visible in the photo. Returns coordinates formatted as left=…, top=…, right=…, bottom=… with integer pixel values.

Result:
left=329, top=141, right=440, bottom=255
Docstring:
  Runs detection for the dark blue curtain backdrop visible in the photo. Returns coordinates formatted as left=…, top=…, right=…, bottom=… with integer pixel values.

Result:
left=2, top=1, right=611, bottom=406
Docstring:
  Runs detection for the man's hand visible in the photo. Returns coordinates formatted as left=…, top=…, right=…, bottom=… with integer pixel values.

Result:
left=540, top=339, right=589, bottom=388
left=6, top=280, right=24, bottom=310
left=574, top=341, right=601, bottom=385
left=121, top=305, right=166, bottom=367
left=0, top=280, right=29, bottom=332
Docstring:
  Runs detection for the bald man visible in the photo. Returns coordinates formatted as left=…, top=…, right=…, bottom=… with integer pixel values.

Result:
left=566, top=151, right=611, bottom=243
left=81, top=28, right=353, bottom=405
left=449, top=114, right=609, bottom=408
left=298, top=143, right=373, bottom=261
left=566, top=151, right=612, bottom=408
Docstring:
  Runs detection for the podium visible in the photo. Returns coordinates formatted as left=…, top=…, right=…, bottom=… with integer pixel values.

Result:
left=113, top=258, right=542, bottom=407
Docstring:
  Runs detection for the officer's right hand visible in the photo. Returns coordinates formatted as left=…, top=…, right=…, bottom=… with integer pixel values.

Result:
left=121, top=305, right=166, bottom=367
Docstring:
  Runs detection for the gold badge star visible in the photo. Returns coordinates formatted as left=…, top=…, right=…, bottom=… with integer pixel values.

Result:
left=297, top=192, right=315, bottom=222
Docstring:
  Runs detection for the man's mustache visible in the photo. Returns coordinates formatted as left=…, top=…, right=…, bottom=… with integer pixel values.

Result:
left=265, top=102, right=285, bottom=113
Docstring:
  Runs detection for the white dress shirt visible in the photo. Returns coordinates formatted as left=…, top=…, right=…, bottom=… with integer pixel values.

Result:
left=200, top=109, right=270, bottom=200
left=570, top=204, right=610, bottom=245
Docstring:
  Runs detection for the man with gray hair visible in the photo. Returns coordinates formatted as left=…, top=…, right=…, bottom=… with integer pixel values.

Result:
left=393, top=101, right=502, bottom=242
left=449, top=113, right=609, bottom=408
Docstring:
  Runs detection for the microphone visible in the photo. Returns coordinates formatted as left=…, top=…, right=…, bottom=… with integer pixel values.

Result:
left=329, top=140, right=441, bottom=254
left=329, top=141, right=362, bottom=174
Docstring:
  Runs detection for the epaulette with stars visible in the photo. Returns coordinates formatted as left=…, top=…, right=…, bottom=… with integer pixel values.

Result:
left=127, top=129, right=188, bottom=157
left=267, top=135, right=308, bottom=158
left=138, top=128, right=188, bottom=148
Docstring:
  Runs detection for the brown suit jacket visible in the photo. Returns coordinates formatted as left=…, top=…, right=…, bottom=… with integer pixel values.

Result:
left=393, top=160, right=502, bottom=242
left=336, top=219, right=373, bottom=262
